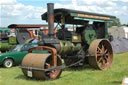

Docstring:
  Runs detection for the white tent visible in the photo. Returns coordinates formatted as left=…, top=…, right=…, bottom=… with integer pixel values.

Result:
left=123, top=26, right=128, bottom=39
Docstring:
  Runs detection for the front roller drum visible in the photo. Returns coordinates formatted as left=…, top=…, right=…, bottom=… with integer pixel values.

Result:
left=21, top=53, right=62, bottom=80
left=88, top=39, right=113, bottom=70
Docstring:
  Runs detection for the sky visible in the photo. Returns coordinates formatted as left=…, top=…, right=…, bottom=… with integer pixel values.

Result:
left=0, top=0, right=128, bottom=27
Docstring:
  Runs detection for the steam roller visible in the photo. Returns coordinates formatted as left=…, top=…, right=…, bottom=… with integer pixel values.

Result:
left=20, top=3, right=116, bottom=80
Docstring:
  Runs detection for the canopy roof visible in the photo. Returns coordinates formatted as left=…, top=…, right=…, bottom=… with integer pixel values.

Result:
left=41, top=8, right=116, bottom=25
left=8, top=24, right=48, bottom=28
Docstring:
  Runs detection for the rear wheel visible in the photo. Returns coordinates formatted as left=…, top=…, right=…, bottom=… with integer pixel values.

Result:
left=3, top=59, right=14, bottom=68
left=88, top=39, right=113, bottom=70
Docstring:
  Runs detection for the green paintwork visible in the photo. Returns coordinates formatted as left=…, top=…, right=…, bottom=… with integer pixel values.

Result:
left=32, top=51, right=49, bottom=53
left=70, top=13, right=77, bottom=17
left=0, top=37, right=17, bottom=51
left=83, top=28, right=97, bottom=45
left=9, top=37, right=17, bottom=44
left=59, top=40, right=81, bottom=55
left=64, top=41, right=72, bottom=54
left=73, top=43, right=81, bottom=52
left=105, top=34, right=109, bottom=39
left=59, top=40, right=64, bottom=54
left=0, top=43, right=48, bottom=66
left=0, top=29, right=11, bottom=31
left=0, top=43, right=9, bottom=51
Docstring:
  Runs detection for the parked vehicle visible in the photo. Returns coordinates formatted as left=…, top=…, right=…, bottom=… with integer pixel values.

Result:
left=0, top=43, right=38, bottom=68
left=21, top=3, right=116, bottom=80
left=0, top=24, right=49, bottom=53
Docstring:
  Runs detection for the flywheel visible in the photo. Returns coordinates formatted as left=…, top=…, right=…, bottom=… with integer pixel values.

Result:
left=16, top=30, right=31, bottom=44
left=88, top=39, right=113, bottom=70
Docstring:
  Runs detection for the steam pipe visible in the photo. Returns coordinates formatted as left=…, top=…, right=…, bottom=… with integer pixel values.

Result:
left=47, top=3, right=55, bottom=39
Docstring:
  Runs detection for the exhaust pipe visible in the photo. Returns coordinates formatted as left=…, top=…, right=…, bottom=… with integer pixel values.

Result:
left=47, top=3, right=54, bottom=39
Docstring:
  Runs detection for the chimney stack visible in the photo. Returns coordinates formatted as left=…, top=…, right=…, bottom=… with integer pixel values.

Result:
left=47, top=3, right=54, bottom=39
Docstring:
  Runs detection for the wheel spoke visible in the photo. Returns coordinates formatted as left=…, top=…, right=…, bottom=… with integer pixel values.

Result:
left=102, top=44, right=105, bottom=52
left=97, top=49, right=100, bottom=53
left=97, top=56, right=103, bottom=64
left=104, top=49, right=108, bottom=53
left=106, top=53, right=109, bottom=56
left=97, top=53, right=102, bottom=56
left=97, top=44, right=110, bottom=68
left=104, top=55, right=108, bottom=61
left=46, top=63, right=51, bottom=68
left=98, top=47, right=102, bottom=53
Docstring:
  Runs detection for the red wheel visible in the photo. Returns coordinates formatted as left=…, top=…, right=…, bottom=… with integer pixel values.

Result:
left=88, top=39, right=113, bottom=70
left=45, top=55, right=62, bottom=80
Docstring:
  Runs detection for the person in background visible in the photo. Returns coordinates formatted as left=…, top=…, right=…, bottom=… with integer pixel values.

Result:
left=32, top=36, right=38, bottom=47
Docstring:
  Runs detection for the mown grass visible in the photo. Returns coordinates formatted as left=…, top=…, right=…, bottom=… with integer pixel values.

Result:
left=0, top=52, right=128, bottom=85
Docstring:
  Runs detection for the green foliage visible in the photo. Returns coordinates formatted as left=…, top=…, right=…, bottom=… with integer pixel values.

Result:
left=108, top=18, right=121, bottom=28
left=0, top=52, right=128, bottom=85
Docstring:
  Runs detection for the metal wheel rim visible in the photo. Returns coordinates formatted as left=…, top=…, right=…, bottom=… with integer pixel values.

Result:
left=5, top=60, right=13, bottom=68
left=89, top=39, right=113, bottom=70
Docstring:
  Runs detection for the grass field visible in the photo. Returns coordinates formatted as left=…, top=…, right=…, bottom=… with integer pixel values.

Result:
left=0, top=52, right=128, bottom=85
